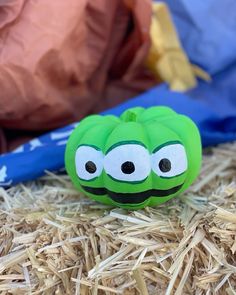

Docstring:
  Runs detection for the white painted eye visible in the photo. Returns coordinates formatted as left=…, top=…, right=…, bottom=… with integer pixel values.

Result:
left=104, top=144, right=151, bottom=182
left=75, top=146, right=103, bottom=180
left=151, top=143, right=187, bottom=177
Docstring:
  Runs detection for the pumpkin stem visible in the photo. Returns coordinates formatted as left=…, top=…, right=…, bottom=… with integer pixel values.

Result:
left=123, top=110, right=138, bottom=122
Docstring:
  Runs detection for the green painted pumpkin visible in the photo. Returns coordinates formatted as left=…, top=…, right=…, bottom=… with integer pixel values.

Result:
left=65, top=106, right=202, bottom=210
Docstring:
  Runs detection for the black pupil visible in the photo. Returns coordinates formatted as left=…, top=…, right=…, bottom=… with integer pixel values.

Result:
left=159, top=158, right=171, bottom=172
left=121, top=161, right=135, bottom=174
left=85, top=161, right=97, bottom=174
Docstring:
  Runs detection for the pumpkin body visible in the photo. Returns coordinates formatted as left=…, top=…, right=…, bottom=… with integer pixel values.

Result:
left=65, top=107, right=202, bottom=209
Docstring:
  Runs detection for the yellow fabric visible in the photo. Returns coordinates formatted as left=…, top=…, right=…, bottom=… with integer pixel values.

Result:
left=146, top=2, right=211, bottom=92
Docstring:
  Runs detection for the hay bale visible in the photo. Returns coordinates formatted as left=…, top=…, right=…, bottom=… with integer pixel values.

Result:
left=0, top=143, right=236, bottom=294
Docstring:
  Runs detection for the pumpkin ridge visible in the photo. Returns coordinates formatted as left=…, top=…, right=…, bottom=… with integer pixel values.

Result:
left=142, top=120, right=158, bottom=195
left=79, top=118, right=119, bottom=152
left=138, top=106, right=176, bottom=123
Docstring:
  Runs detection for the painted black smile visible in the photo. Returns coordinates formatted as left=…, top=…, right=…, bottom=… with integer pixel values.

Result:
left=81, top=184, right=183, bottom=204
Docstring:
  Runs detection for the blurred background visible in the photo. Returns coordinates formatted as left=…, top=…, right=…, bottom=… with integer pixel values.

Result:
left=1, top=0, right=236, bottom=185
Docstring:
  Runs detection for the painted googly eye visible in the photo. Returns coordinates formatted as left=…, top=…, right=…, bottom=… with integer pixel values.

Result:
left=104, top=144, right=151, bottom=182
left=75, top=146, right=103, bottom=180
left=151, top=143, right=187, bottom=177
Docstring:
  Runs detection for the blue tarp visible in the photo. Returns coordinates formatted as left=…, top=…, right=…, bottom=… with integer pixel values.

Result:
left=1, top=0, right=236, bottom=186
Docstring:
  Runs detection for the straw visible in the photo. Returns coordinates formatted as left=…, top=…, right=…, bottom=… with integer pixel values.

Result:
left=0, top=142, right=236, bottom=294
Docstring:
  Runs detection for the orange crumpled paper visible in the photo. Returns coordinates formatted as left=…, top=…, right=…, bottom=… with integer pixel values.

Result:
left=0, top=0, right=154, bottom=152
